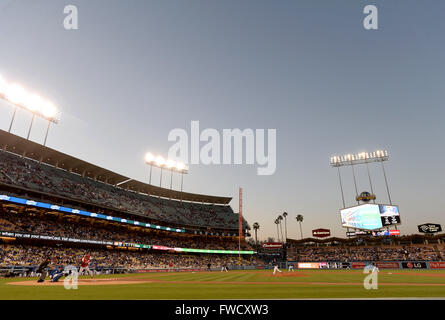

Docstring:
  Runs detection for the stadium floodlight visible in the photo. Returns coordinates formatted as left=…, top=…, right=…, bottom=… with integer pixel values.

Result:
left=23, top=93, right=44, bottom=112
left=5, top=83, right=26, bottom=105
left=155, top=155, right=166, bottom=167
left=144, top=153, right=189, bottom=197
left=176, top=162, right=185, bottom=171
left=144, top=152, right=155, bottom=164
left=0, top=74, right=61, bottom=146
left=330, top=150, right=389, bottom=167
left=165, top=159, right=175, bottom=169
left=41, top=101, right=58, bottom=119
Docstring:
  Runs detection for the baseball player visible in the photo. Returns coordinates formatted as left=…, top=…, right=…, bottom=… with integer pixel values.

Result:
left=288, top=264, right=295, bottom=272
left=36, top=256, right=51, bottom=283
left=50, top=267, right=65, bottom=282
left=79, top=253, right=94, bottom=278
left=273, top=263, right=282, bottom=275
left=221, top=265, right=228, bottom=272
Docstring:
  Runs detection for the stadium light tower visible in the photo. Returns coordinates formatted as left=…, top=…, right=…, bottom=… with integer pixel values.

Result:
left=330, top=150, right=392, bottom=207
left=144, top=153, right=189, bottom=194
left=0, top=74, right=60, bottom=146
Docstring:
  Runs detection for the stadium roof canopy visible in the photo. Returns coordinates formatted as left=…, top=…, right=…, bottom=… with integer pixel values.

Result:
left=0, top=129, right=232, bottom=205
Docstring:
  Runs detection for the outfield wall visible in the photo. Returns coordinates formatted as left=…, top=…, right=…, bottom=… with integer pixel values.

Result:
left=286, top=261, right=445, bottom=269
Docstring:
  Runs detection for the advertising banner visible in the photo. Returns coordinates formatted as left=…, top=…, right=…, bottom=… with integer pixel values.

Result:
left=376, top=262, right=400, bottom=269
left=401, top=262, right=427, bottom=269
left=347, top=231, right=371, bottom=237
left=347, top=230, right=400, bottom=237
left=312, top=229, right=331, bottom=238
left=351, top=262, right=366, bottom=269
left=0, top=231, right=114, bottom=245
left=297, top=262, right=320, bottom=269
left=372, top=230, right=401, bottom=236
left=319, top=262, right=351, bottom=269
left=418, top=223, right=442, bottom=234
left=135, top=268, right=203, bottom=273
left=429, top=262, right=445, bottom=269
left=329, top=262, right=351, bottom=269
left=261, top=242, right=283, bottom=249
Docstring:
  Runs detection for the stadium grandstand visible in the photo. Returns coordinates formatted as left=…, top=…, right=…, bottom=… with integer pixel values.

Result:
left=0, top=129, right=259, bottom=275
left=2, top=128, right=445, bottom=276
left=285, top=235, right=445, bottom=268
left=0, top=129, right=249, bottom=233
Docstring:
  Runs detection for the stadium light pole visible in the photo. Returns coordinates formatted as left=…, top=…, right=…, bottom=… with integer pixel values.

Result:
left=8, top=106, right=17, bottom=132
left=145, top=153, right=155, bottom=185
left=26, top=114, right=35, bottom=140
left=350, top=160, right=359, bottom=204
left=337, top=167, right=346, bottom=208
left=43, top=121, right=51, bottom=146
left=149, top=164, right=153, bottom=184
left=365, top=161, right=375, bottom=204
left=170, top=170, right=173, bottom=189
left=0, top=75, right=60, bottom=143
left=165, top=159, right=175, bottom=190
left=155, top=155, right=166, bottom=189
left=380, top=159, right=392, bottom=205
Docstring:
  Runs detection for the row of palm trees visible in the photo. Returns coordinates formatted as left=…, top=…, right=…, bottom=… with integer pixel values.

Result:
left=252, top=213, right=304, bottom=245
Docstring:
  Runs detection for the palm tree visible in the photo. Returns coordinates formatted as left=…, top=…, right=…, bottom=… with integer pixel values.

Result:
left=252, top=222, right=260, bottom=246
left=274, top=219, right=280, bottom=242
left=282, top=212, right=288, bottom=242
left=278, top=215, right=284, bottom=243
left=296, top=214, right=304, bottom=239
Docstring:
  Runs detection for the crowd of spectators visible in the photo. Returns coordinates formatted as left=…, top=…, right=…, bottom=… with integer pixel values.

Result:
left=287, top=245, right=443, bottom=262
left=0, top=151, right=246, bottom=230
left=0, top=244, right=262, bottom=271
left=0, top=209, right=253, bottom=251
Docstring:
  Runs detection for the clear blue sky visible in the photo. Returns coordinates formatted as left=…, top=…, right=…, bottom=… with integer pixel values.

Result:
left=0, top=0, right=444, bottom=240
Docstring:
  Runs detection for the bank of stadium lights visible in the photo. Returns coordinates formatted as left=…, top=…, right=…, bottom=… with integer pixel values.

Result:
left=330, top=150, right=389, bottom=167
left=144, top=153, right=188, bottom=194
left=0, top=74, right=60, bottom=146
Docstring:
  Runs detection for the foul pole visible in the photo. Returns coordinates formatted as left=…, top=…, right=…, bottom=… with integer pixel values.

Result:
left=238, top=187, right=243, bottom=265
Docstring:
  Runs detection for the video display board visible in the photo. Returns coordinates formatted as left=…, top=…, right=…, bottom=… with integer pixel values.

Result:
left=340, top=204, right=400, bottom=230
left=378, top=205, right=401, bottom=226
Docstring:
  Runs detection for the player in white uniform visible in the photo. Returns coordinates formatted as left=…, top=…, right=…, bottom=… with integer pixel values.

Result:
left=288, top=264, right=295, bottom=272
left=273, top=264, right=282, bottom=275
left=221, top=265, right=228, bottom=272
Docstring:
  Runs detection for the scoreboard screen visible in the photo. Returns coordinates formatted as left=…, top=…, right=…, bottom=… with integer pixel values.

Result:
left=340, top=204, right=400, bottom=230
left=378, top=204, right=401, bottom=226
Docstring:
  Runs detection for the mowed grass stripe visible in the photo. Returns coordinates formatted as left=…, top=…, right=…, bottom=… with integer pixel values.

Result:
left=2, top=269, right=445, bottom=299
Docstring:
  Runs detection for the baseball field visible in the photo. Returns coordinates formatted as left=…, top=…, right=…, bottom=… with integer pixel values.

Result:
left=2, top=269, right=445, bottom=299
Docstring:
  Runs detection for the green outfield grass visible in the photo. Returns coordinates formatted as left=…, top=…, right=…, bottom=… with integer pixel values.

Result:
left=2, top=269, right=445, bottom=300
